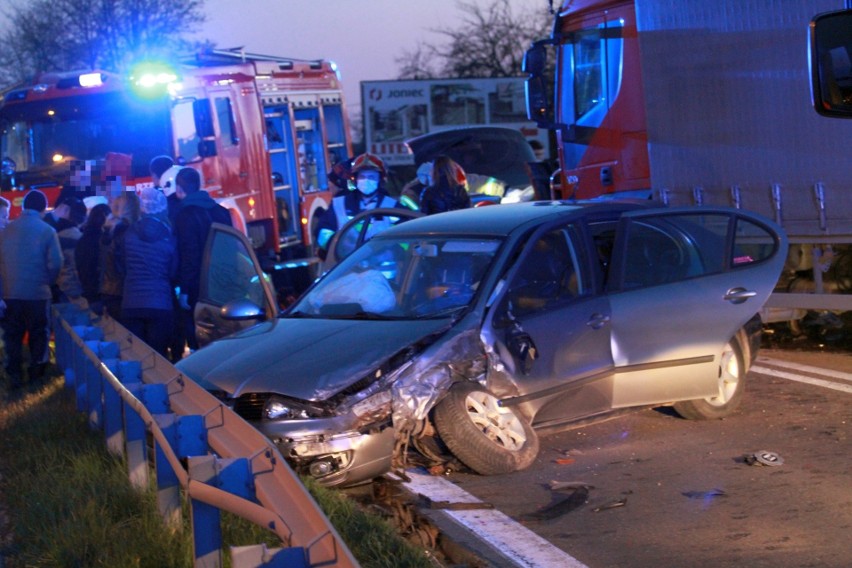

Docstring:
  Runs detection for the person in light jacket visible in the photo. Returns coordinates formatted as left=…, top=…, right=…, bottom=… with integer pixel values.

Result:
left=0, top=190, right=62, bottom=387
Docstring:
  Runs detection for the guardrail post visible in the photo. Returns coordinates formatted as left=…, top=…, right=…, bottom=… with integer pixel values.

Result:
left=188, top=456, right=256, bottom=568
left=83, top=345, right=101, bottom=428
left=155, top=414, right=208, bottom=527
left=124, top=381, right=148, bottom=490
left=101, top=358, right=125, bottom=456
left=70, top=326, right=102, bottom=408
left=230, top=544, right=308, bottom=568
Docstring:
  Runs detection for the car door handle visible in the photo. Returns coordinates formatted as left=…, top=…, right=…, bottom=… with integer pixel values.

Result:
left=724, top=287, right=757, bottom=304
left=587, top=313, right=610, bottom=329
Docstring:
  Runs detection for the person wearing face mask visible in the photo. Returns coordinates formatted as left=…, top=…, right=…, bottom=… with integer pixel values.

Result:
left=315, top=153, right=400, bottom=260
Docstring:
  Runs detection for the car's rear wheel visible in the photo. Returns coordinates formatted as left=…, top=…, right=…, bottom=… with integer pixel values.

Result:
left=673, top=338, right=745, bottom=420
left=433, top=381, right=539, bottom=475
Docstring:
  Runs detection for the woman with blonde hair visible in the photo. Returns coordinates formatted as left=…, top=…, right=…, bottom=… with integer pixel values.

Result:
left=420, top=155, right=471, bottom=215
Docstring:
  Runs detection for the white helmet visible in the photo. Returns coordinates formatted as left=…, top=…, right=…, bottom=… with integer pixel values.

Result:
left=158, top=165, right=184, bottom=196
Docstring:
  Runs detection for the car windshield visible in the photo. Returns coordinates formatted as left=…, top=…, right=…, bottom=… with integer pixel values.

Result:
left=290, top=236, right=502, bottom=319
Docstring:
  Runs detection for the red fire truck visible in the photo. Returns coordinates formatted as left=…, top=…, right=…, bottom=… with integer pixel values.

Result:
left=0, top=49, right=352, bottom=256
left=523, top=0, right=852, bottom=315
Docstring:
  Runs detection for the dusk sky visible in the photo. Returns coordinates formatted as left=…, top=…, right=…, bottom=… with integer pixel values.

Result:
left=199, top=0, right=546, bottom=118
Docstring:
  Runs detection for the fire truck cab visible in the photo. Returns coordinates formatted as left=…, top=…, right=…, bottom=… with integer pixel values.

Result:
left=0, top=49, right=352, bottom=257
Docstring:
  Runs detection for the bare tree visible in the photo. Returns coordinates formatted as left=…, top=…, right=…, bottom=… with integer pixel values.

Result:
left=0, top=0, right=206, bottom=87
left=396, top=0, right=551, bottom=79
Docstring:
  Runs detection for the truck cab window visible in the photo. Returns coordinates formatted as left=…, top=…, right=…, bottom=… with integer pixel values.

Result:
left=173, top=100, right=201, bottom=163
left=215, top=98, right=238, bottom=147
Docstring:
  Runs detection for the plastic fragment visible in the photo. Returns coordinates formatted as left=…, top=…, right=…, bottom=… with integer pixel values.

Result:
left=593, top=498, right=627, bottom=512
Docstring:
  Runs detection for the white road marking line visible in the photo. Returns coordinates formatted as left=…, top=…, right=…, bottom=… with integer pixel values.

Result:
left=405, top=469, right=589, bottom=568
left=756, top=357, right=852, bottom=383
left=750, top=364, right=852, bottom=395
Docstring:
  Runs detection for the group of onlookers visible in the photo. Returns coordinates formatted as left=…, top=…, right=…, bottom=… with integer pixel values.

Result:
left=0, top=156, right=231, bottom=390
left=0, top=151, right=474, bottom=390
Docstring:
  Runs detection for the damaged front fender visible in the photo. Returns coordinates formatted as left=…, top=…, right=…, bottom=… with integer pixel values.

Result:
left=390, top=327, right=486, bottom=428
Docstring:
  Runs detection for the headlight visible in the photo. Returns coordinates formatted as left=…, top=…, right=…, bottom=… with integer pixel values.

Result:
left=263, top=396, right=318, bottom=420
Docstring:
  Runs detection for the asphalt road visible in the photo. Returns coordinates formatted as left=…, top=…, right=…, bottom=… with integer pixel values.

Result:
left=404, top=348, right=852, bottom=568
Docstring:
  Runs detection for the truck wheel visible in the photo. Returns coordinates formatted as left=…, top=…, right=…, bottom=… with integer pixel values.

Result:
left=433, top=382, right=539, bottom=475
left=673, top=338, right=745, bottom=420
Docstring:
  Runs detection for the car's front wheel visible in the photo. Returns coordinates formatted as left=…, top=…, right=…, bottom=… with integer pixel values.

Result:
left=433, top=381, right=539, bottom=475
left=673, top=338, right=745, bottom=420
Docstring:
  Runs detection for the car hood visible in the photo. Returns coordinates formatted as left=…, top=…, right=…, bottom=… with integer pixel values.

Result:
left=176, top=317, right=454, bottom=401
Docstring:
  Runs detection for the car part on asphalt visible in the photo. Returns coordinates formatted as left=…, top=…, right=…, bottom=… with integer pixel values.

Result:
left=592, top=498, right=628, bottom=512
left=520, top=485, right=590, bottom=520
left=745, top=450, right=785, bottom=466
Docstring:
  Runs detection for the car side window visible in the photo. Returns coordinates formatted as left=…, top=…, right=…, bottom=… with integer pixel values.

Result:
left=588, top=220, right=618, bottom=286
left=503, top=225, right=587, bottom=316
left=621, top=217, right=703, bottom=289
left=203, top=230, right=268, bottom=308
left=617, top=212, right=778, bottom=290
left=731, top=218, right=777, bottom=267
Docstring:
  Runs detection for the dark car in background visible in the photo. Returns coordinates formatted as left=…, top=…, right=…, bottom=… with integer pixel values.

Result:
left=404, top=126, right=544, bottom=203
left=177, top=201, right=787, bottom=487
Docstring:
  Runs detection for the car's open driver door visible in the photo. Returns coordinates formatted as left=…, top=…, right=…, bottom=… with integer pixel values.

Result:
left=195, top=223, right=279, bottom=347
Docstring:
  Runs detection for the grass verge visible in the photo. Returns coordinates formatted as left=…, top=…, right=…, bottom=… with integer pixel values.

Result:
left=0, top=377, right=435, bottom=567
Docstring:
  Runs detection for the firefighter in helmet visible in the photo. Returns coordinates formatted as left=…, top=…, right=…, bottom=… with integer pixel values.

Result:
left=315, top=153, right=400, bottom=259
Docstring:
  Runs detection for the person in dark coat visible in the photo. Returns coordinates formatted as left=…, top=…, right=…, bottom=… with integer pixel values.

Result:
left=419, top=155, right=471, bottom=215
left=53, top=197, right=87, bottom=305
left=173, top=167, right=232, bottom=351
left=75, top=203, right=111, bottom=312
left=120, top=187, right=177, bottom=357
left=100, top=192, right=140, bottom=322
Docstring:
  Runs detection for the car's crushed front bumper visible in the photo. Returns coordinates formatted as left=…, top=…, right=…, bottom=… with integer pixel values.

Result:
left=255, top=416, right=395, bottom=487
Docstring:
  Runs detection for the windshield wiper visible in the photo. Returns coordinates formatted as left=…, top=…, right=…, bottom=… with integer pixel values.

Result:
left=413, top=305, right=468, bottom=320
left=285, top=310, right=318, bottom=319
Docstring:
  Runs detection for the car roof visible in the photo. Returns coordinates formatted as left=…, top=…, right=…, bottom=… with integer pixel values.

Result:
left=381, top=200, right=650, bottom=238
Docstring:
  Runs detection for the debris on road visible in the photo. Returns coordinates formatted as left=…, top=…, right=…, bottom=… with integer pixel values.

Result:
left=548, top=480, right=595, bottom=492
left=744, top=450, right=785, bottom=466
left=593, top=498, right=628, bottom=512
left=520, top=486, right=590, bottom=521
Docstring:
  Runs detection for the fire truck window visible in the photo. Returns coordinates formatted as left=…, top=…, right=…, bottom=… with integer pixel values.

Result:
left=323, top=104, right=348, bottom=165
left=215, top=98, right=238, bottom=147
left=295, top=108, right=327, bottom=191
left=173, top=100, right=201, bottom=163
left=1, top=122, right=28, bottom=172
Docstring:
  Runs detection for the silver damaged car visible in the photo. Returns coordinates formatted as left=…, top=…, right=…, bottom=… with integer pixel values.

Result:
left=176, top=201, right=788, bottom=487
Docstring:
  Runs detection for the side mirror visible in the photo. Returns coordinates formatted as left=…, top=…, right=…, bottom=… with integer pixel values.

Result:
left=810, top=9, right=852, bottom=118
left=220, top=298, right=266, bottom=321
left=525, top=76, right=551, bottom=124
left=523, top=43, right=547, bottom=76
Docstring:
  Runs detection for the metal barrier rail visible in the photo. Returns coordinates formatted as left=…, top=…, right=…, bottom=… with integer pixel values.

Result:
left=52, top=304, right=359, bottom=568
